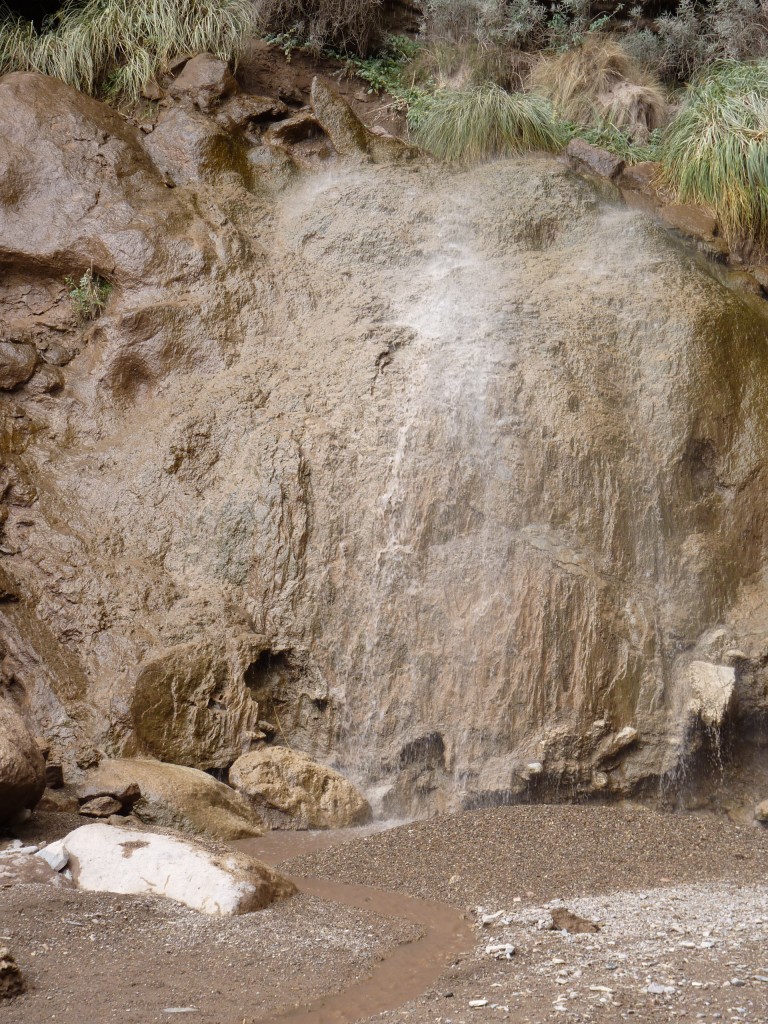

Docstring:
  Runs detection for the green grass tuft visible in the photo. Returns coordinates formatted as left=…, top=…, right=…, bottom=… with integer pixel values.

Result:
left=661, top=60, right=768, bottom=247
left=409, top=82, right=565, bottom=163
left=0, top=0, right=255, bottom=103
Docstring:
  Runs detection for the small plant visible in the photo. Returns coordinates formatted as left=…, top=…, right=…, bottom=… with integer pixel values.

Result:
left=66, top=270, right=112, bottom=322
left=569, top=123, right=663, bottom=163
left=410, top=82, right=565, bottom=162
left=660, top=60, right=768, bottom=248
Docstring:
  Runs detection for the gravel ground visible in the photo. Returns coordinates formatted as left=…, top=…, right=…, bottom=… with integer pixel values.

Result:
left=2, top=804, right=767, bottom=1024
left=285, top=805, right=768, bottom=907
left=286, top=805, right=768, bottom=1024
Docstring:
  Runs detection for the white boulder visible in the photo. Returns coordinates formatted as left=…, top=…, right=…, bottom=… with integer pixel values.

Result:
left=60, top=823, right=296, bottom=914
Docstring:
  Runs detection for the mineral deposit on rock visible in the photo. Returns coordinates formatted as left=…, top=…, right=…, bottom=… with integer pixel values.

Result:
left=60, top=823, right=295, bottom=914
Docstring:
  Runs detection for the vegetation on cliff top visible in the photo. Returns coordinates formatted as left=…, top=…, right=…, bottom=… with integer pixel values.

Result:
left=2, top=0, right=768, bottom=246
left=0, top=0, right=254, bottom=101
left=411, top=82, right=564, bottom=161
left=661, top=60, right=768, bottom=248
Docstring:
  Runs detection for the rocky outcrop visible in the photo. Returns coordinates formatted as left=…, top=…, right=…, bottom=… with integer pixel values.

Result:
left=310, top=78, right=420, bottom=164
left=230, top=748, right=372, bottom=829
left=2, top=73, right=768, bottom=820
left=55, top=822, right=296, bottom=914
left=0, top=702, right=45, bottom=823
left=78, top=760, right=264, bottom=840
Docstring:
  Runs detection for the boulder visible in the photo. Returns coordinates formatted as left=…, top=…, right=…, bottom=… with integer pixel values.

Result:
left=0, top=702, right=45, bottom=824
left=229, top=747, right=372, bottom=829
left=59, top=823, right=296, bottom=914
left=660, top=204, right=718, bottom=243
left=143, top=106, right=251, bottom=187
left=565, top=139, right=625, bottom=181
left=0, top=342, right=37, bottom=390
left=79, top=759, right=264, bottom=840
left=168, top=54, right=238, bottom=113
left=130, top=642, right=262, bottom=770
left=215, top=94, right=289, bottom=132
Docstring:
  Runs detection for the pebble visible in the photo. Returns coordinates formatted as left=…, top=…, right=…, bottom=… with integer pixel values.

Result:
left=646, top=983, right=677, bottom=995
left=469, top=998, right=488, bottom=1007
left=485, top=943, right=515, bottom=960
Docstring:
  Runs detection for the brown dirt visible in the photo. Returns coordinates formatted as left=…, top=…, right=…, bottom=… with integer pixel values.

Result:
left=236, top=38, right=407, bottom=136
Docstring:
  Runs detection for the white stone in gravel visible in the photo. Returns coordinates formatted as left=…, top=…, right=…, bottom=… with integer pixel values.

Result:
left=646, top=983, right=677, bottom=995
left=60, top=823, right=293, bottom=915
left=485, top=943, right=515, bottom=959
left=35, top=840, right=68, bottom=871
left=469, top=999, right=489, bottom=1007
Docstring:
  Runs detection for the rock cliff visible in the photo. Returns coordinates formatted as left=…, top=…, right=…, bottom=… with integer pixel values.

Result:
left=1, top=70, right=767, bottom=817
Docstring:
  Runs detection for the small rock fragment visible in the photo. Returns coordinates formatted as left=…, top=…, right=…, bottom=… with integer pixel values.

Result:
left=35, top=840, right=68, bottom=872
left=79, top=795, right=123, bottom=817
left=646, top=982, right=676, bottom=995
left=0, top=948, right=24, bottom=999
left=551, top=907, right=601, bottom=934
left=485, top=943, right=515, bottom=959
left=469, top=998, right=488, bottom=1008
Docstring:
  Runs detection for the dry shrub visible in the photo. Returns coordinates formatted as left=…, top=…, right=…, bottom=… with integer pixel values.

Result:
left=411, top=39, right=534, bottom=91
left=255, top=0, right=384, bottom=53
left=530, top=36, right=668, bottom=138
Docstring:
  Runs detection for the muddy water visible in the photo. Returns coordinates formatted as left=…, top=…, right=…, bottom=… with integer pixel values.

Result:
left=236, top=830, right=474, bottom=1024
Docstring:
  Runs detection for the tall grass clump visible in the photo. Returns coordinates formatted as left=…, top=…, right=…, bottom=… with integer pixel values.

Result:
left=530, top=36, right=667, bottom=139
left=410, top=82, right=564, bottom=163
left=0, top=0, right=256, bottom=102
left=661, top=60, right=768, bottom=248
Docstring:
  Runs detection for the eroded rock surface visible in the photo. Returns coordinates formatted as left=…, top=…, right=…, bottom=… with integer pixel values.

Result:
left=230, top=747, right=372, bottom=829
left=2, top=73, right=768, bottom=817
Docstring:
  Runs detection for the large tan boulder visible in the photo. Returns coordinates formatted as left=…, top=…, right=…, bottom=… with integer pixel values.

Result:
left=229, top=748, right=372, bottom=829
left=78, top=759, right=264, bottom=840
left=0, top=702, right=45, bottom=824
left=130, top=642, right=262, bottom=771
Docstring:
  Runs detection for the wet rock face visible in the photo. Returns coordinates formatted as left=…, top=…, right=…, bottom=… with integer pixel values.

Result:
left=2, top=74, right=768, bottom=816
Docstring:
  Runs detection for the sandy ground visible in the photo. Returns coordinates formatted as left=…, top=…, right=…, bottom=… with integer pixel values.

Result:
left=1, top=805, right=767, bottom=1024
